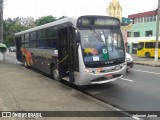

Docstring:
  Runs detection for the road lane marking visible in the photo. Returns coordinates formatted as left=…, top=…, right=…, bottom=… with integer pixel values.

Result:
left=134, top=69, right=160, bottom=75
left=120, top=78, right=134, bottom=82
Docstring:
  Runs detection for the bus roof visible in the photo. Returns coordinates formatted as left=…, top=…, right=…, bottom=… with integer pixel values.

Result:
left=15, top=15, right=120, bottom=36
left=15, top=17, right=77, bottom=36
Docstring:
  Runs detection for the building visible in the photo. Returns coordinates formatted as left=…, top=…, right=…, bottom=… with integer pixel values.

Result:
left=127, top=10, right=160, bottom=54
left=107, top=0, right=132, bottom=52
left=107, top=0, right=122, bottom=21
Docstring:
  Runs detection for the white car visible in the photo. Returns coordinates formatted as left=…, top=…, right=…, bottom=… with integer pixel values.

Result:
left=126, top=53, right=134, bottom=71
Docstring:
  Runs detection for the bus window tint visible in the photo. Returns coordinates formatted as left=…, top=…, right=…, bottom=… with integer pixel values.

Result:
left=46, top=39, right=57, bottom=49
left=37, top=40, right=45, bottom=48
left=25, top=33, right=29, bottom=42
left=80, top=29, right=124, bottom=62
left=46, top=27, right=57, bottom=38
left=138, top=42, right=144, bottom=50
left=30, top=40, right=36, bottom=47
left=46, top=27, right=57, bottom=49
left=37, top=29, right=46, bottom=48
left=38, top=29, right=46, bottom=39
left=145, top=42, right=154, bottom=48
left=30, top=31, right=37, bottom=47
left=30, top=31, right=37, bottom=40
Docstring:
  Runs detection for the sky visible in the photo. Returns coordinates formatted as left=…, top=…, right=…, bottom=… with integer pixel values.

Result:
left=3, top=0, right=158, bottom=19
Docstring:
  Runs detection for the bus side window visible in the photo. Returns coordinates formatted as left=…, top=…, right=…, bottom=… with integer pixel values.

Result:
left=153, top=42, right=156, bottom=48
left=154, top=42, right=160, bottom=48
left=145, top=42, right=154, bottom=48
left=138, top=42, right=144, bottom=50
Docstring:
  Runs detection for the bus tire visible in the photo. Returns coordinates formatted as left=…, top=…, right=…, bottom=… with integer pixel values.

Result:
left=52, top=65, right=60, bottom=81
left=145, top=52, right=150, bottom=58
left=77, top=85, right=88, bottom=90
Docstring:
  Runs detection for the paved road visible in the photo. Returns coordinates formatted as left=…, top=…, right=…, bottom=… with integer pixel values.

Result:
left=84, top=65, right=160, bottom=112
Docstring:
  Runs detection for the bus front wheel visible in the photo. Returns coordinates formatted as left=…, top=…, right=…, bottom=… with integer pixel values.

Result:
left=52, top=65, right=60, bottom=81
left=145, top=52, right=150, bottom=58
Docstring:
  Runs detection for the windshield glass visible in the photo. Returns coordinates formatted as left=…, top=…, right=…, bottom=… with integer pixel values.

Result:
left=80, top=29, right=125, bottom=62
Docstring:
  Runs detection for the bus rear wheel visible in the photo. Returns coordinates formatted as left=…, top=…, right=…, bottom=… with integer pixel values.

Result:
left=145, top=52, right=150, bottom=58
left=52, top=65, right=60, bottom=81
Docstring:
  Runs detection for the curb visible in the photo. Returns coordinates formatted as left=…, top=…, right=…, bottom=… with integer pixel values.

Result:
left=134, top=61, right=160, bottom=67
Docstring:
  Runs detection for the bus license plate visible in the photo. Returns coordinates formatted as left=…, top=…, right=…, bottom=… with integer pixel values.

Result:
left=104, top=74, right=113, bottom=79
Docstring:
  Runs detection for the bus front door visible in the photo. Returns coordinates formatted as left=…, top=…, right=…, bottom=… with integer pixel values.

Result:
left=15, top=36, right=22, bottom=62
left=58, top=27, right=78, bottom=84
left=58, top=28, right=69, bottom=81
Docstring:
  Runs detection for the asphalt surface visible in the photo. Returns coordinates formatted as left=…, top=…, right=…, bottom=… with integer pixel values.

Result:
left=84, top=64, right=160, bottom=111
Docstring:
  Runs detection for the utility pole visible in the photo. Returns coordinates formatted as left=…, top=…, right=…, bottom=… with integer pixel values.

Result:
left=0, top=0, right=3, bottom=43
left=155, top=0, right=160, bottom=61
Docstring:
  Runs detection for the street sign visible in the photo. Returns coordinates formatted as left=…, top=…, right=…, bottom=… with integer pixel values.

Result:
left=122, top=17, right=131, bottom=24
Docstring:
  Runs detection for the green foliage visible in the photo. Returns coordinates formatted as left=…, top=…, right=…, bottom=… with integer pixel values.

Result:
left=3, top=17, right=35, bottom=47
left=3, top=15, right=65, bottom=46
left=35, top=15, right=56, bottom=26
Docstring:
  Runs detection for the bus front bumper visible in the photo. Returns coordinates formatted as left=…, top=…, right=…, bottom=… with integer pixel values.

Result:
left=76, top=63, right=126, bottom=86
left=91, top=75, right=123, bottom=84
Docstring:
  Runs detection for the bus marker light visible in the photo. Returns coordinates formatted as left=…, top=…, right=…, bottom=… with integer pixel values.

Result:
left=98, top=68, right=103, bottom=71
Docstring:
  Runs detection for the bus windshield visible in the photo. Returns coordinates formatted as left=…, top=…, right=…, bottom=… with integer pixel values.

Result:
left=80, top=28, right=125, bottom=62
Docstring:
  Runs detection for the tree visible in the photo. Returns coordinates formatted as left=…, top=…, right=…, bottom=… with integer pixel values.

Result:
left=14, top=17, right=36, bottom=28
left=3, top=17, right=35, bottom=46
left=35, top=15, right=56, bottom=26
left=3, top=15, right=65, bottom=46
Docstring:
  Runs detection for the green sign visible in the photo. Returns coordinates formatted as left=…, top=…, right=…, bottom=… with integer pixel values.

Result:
left=0, top=43, right=7, bottom=48
left=102, top=48, right=109, bottom=60
left=0, top=43, right=7, bottom=53
left=122, top=17, right=131, bottom=24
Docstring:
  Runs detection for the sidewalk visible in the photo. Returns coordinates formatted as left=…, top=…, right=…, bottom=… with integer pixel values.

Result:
left=0, top=53, right=3, bottom=61
left=131, top=54, right=160, bottom=67
left=134, top=60, right=160, bottom=67
left=0, top=62, right=134, bottom=120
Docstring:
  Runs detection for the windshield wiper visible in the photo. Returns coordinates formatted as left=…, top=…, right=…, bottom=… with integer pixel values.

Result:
left=89, top=26, right=106, bottom=46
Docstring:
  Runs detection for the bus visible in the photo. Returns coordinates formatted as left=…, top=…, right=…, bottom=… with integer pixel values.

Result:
left=137, top=40, right=160, bottom=58
left=15, top=15, right=126, bottom=86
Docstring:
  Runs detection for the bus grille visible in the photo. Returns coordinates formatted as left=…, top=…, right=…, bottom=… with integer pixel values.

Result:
left=91, top=74, right=122, bottom=82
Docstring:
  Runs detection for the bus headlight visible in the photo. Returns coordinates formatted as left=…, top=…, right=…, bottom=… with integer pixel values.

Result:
left=116, top=63, right=125, bottom=70
left=120, top=63, right=125, bottom=68
left=115, top=65, right=121, bottom=70
left=126, top=58, right=131, bottom=62
left=85, top=68, right=92, bottom=73
left=85, top=68, right=101, bottom=74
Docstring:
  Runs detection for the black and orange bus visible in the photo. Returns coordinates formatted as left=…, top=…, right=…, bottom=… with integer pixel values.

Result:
left=15, top=15, right=126, bottom=86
